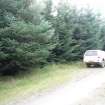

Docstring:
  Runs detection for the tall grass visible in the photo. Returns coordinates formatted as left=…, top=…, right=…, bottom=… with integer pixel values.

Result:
left=0, top=62, right=85, bottom=104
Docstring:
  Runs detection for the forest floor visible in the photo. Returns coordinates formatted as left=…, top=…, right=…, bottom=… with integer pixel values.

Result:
left=0, top=62, right=84, bottom=104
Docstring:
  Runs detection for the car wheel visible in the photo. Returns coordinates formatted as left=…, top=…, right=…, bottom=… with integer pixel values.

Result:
left=86, top=64, right=91, bottom=68
left=101, top=61, right=105, bottom=68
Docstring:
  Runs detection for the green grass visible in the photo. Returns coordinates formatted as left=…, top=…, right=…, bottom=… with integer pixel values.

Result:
left=0, top=62, right=85, bottom=104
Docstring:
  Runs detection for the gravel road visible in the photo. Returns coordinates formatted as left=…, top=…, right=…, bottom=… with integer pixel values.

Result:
left=2, top=68, right=105, bottom=105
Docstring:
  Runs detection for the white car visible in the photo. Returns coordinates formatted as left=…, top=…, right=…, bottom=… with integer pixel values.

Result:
left=83, top=50, right=105, bottom=67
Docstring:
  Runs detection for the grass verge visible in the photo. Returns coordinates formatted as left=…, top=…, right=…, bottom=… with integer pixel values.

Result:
left=0, top=62, right=85, bottom=104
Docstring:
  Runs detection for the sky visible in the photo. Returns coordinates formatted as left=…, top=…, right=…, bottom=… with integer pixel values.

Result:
left=52, top=0, right=105, bottom=17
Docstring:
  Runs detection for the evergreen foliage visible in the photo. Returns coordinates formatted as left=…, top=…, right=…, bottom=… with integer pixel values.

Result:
left=47, top=3, right=103, bottom=62
left=0, top=0, right=105, bottom=75
left=0, top=0, right=54, bottom=75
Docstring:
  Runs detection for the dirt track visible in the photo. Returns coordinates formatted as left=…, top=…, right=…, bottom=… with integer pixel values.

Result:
left=2, top=68, right=105, bottom=105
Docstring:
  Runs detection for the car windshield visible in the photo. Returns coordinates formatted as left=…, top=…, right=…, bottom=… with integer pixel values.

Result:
left=84, top=51, right=97, bottom=56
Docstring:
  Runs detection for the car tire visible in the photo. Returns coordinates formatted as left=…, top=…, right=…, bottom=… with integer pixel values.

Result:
left=86, top=64, right=91, bottom=68
left=100, top=60, right=105, bottom=68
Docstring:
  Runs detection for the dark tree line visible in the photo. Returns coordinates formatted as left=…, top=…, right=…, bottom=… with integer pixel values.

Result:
left=0, top=0, right=105, bottom=75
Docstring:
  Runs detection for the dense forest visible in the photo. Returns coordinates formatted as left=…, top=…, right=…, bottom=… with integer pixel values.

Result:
left=0, top=0, right=105, bottom=75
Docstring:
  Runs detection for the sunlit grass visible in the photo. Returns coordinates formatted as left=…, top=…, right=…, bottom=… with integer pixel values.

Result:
left=0, top=62, right=85, bottom=104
